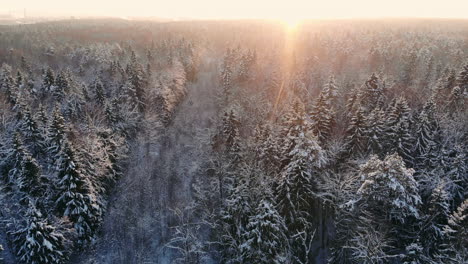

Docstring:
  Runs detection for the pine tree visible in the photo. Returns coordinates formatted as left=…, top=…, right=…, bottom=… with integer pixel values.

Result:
left=279, top=100, right=311, bottom=167
left=11, top=204, right=68, bottom=264
left=439, top=199, right=468, bottom=263
left=220, top=64, right=233, bottom=104
left=94, top=79, right=105, bottom=105
left=0, top=65, right=18, bottom=105
left=385, top=97, right=413, bottom=165
left=365, top=107, right=386, bottom=155
left=42, top=67, right=55, bottom=93
left=221, top=177, right=252, bottom=263
left=358, top=153, right=421, bottom=223
left=345, top=107, right=367, bottom=157
left=221, top=110, right=242, bottom=161
left=16, top=71, right=23, bottom=88
left=242, top=197, right=289, bottom=264
left=310, top=84, right=334, bottom=144
left=275, top=131, right=325, bottom=263
left=6, top=132, right=27, bottom=186
left=401, top=48, right=418, bottom=86
left=419, top=181, right=450, bottom=257
left=447, top=86, right=464, bottom=113
left=457, top=63, right=468, bottom=93
left=35, top=104, right=48, bottom=134
left=18, top=152, right=46, bottom=201
left=55, top=139, right=101, bottom=243
left=48, top=106, right=66, bottom=155
left=127, top=50, right=146, bottom=111
left=21, top=106, right=45, bottom=153
left=275, top=131, right=325, bottom=228
left=54, top=71, right=69, bottom=101
left=20, top=56, right=32, bottom=75
left=361, top=73, right=385, bottom=110
left=413, top=110, right=437, bottom=167
left=254, top=124, right=281, bottom=171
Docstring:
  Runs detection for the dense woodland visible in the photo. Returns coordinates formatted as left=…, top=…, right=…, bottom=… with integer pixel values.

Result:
left=0, top=19, right=467, bottom=264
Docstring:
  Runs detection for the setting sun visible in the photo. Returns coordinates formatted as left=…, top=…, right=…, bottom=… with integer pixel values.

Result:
left=281, top=17, right=302, bottom=31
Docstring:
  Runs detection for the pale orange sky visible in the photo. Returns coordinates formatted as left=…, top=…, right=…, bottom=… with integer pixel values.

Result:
left=2, top=0, right=468, bottom=19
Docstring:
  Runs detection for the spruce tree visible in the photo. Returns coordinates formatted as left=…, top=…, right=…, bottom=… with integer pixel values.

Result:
left=6, top=132, right=27, bottom=186
left=54, top=71, right=69, bottom=101
left=221, top=177, right=252, bottom=263
left=12, top=204, right=68, bottom=264
left=385, top=97, right=413, bottom=165
left=55, top=139, right=101, bottom=243
left=21, top=106, right=45, bottom=153
left=345, top=107, right=367, bottom=157
left=456, top=63, right=468, bottom=93
left=93, top=79, right=105, bottom=106
left=439, top=199, right=468, bottom=263
left=275, top=131, right=325, bottom=263
left=361, top=73, right=385, bottom=110
left=279, top=100, right=311, bottom=168
left=310, top=87, right=334, bottom=144
left=48, top=106, right=66, bottom=155
left=42, top=67, right=55, bottom=93
left=365, top=107, right=386, bottom=155
left=221, top=110, right=242, bottom=161
left=18, top=152, right=46, bottom=202
left=358, top=153, right=421, bottom=223
left=242, top=197, right=289, bottom=264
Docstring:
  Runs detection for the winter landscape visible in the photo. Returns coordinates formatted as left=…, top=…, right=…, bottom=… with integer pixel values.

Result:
left=0, top=1, right=467, bottom=263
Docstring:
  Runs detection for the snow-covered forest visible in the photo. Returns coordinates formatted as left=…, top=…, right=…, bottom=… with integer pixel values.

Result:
left=0, top=19, right=467, bottom=264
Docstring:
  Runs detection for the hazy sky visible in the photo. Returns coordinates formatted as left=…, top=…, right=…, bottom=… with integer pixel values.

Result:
left=2, top=0, right=468, bottom=19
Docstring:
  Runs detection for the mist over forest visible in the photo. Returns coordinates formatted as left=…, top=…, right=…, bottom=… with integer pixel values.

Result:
left=0, top=18, right=467, bottom=264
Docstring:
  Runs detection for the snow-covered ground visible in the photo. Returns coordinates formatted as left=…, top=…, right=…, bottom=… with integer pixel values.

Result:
left=74, top=57, right=218, bottom=264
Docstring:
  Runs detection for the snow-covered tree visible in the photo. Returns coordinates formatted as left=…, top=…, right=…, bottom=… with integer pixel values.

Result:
left=358, top=153, right=421, bottom=223
left=48, top=106, right=67, bottom=156
left=360, top=73, right=386, bottom=110
left=221, top=176, right=252, bottom=263
left=365, top=107, right=386, bottom=155
left=385, top=97, right=413, bottom=165
left=221, top=110, right=242, bottom=161
left=20, top=106, right=45, bottom=154
left=18, top=152, right=46, bottom=201
left=42, top=67, right=55, bottom=93
left=345, top=107, right=367, bottom=157
left=438, top=199, right=468, bottom=263
left=310, top=80, right=335, bottom=144
left=242, top=197, right=289, bottom=264
left=93, top=79, right=105, bottom=106
left=279, top=99, right=311, bottom=167
left=54, top=71, right=69, bottom=101
left=275, top=131, right=325, bottom=263
left=54, top=139, right=101, bottom=244
left=11, top=204, right=68, bottom=264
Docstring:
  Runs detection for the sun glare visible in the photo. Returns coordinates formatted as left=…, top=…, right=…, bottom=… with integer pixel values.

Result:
left=281, top=17, right=302, bottom=31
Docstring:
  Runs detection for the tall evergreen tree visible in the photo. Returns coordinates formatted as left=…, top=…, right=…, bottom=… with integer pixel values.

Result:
left=365, top=107, right=386, bottom=155
left=221, top=176, right=252, bottom=263
left=18, top=152, right=46, bottom=202
left=42, top=67, right=55, bottom=93
left=310, top=83, right=335, bottom=144
left=48, top=106, right=66, bottom=155
left=11, top=204, right=68, bottom=264
left=55, top=139, right=101, bottom=243
left=242, top=197, right=289, bottom=264
left=358, top=153, right=421, bottom=223
left=385, top=97, right=413, bottom=165
left=345, top=107, right=367, bottom=157
left=93, top=79, right=105, bottom=106
left=54, top=71, right=69, bottom=101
